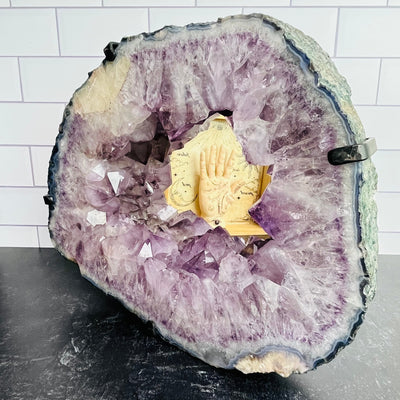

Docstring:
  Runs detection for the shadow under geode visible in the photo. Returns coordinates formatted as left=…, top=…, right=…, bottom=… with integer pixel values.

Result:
left=27, top=250, right=307, bottom=399
left=55, top=307, right=308, bottom=400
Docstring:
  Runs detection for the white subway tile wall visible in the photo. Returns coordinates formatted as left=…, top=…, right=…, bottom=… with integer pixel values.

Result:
left=0, top=4, right=398, bottom=254
left=103, top=1, right=195, bottom=6
left=337, top=9, right=400, bottom=57
left=374, top=151, right=400, bottom=192
left=292, top=0, right=387, bottom=5
left=378, top=232, right=400, bottom=255
left=37, top=225, right=53, bottom=248
left=0, top=9, right=59, bottom=56
left=0, top=188, right=48, bottom=225
left=19, top=57, right=102, bottom=102
left=30, top=146, right=52, bottom=187
left=0, top=58, right=21, bottom=101
left=57, top=8, right=148, bottom=56
left=0, top=147, right=33, bottom=186
left=377, top=59, right=400, bottom=105
left=376, top=192, right=400, bottom=232
left=0, top=226, right=39, bottom=247
left=149, top=8, right=242, bottom=31
left=0, top=103, right=65, bottom=145
left=332, top=58, right=380, bottom=105
left=355, top=106, right=400, bottom=149
left=198, top=1, right=287, bottom=5
left=11, top=1, right=102, bottom=6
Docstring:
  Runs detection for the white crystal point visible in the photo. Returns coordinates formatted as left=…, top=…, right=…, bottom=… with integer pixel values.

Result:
left=92, top=162, right=106, bottom=179
left=107, top=171, right=124, bottom=194
left=139, top=242, right=153, bottom=258
left=86, top=209, right=107, bottom=226
left=145, top=181, right=154, bottom=195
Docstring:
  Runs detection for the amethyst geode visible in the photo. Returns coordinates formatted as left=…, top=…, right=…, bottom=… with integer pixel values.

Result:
left=46, top=14, right=378, bottom=376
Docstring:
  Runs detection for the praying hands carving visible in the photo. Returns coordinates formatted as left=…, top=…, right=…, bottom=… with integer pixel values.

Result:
left=199, top=144, right=243, bottom=225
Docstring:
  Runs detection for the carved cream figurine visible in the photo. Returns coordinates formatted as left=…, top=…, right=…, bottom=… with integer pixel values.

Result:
left=199, top=144, right=241, bottom=224
left=165, top=115, right=270, bottom=236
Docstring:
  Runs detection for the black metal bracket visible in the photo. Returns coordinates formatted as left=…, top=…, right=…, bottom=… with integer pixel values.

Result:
left=43, top=195, right=54, bottom=206
left=103, top=42, right=119, bottom=62
left=328, top=137, right=377, bottom=166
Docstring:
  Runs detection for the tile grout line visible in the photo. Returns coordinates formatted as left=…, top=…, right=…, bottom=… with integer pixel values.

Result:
left=333, top=7, right=340, bottom=58
left=0, top=100, right=67, bottom=104
left=55, top=8, right=62, bottom=57
left=354, top=104, right=400, bottom=107
left=0, top=145, right=53, bottom=148
left=36, top=226, right=41, bottom=248
left=7, top=5, right=399, bottom=9
left=28, top=146, right=36, bottom=186
left=222, top=5, right=392, bottom=9
left=375, top=58, right=383, bottom=105
left=372, top=148, right=400, bottom=151
left=0, top=185, right=48, bottom=189
left=334, top=56, right=400, bottom=59
left=10, top=56, right=103, bottom=58
left=0, top=224, right=48, bottom=227
left=16, top=57, right=24, bottom=102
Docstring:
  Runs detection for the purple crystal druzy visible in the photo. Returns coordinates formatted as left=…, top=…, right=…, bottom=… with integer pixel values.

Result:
left=47, top=15, right=370, bottom=374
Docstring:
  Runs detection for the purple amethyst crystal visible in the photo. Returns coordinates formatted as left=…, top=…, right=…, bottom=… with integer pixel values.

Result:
left=46, top=14, right=378, bottom=376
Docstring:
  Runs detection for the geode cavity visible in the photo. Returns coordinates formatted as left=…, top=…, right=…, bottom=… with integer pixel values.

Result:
left=46, top=14, right=378, bottom=377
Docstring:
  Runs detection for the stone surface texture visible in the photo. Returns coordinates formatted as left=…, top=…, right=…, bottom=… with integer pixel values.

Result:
left=46, top=14, right=378, bottom=376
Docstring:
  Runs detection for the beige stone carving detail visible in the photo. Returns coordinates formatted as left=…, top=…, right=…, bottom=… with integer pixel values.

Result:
left=164, top=115, right=270, bottom=236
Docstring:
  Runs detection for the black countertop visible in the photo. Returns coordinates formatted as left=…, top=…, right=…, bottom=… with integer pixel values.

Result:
left=0, top=248, right=398, bottom=400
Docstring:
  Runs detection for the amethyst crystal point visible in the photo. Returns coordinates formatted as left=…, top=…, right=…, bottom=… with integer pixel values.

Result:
left=46, top=14, right=378, bottom=377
